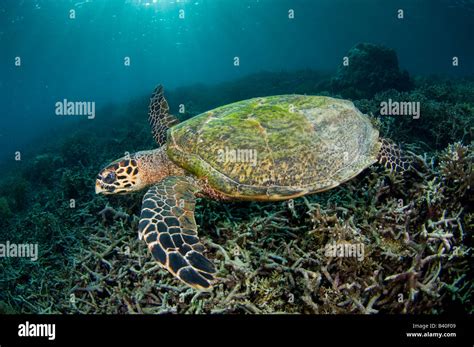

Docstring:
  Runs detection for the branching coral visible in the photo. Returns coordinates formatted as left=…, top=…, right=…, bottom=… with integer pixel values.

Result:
left=439, top=142, right=473, bottom=202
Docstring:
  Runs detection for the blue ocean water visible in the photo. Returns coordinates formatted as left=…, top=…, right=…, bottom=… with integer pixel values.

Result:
left=0, top=0, right=473, bottom=161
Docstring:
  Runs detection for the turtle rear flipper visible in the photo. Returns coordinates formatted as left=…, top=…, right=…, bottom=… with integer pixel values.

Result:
left=378, top=138, right=413, bottom=172
left=148, top=85, right=180, bottom=147
left=139, top=176, right=216, bottom=290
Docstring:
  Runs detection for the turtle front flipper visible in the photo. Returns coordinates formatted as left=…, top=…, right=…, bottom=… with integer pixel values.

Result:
left=139, top=176, right=216, bottom=290
left=148, top=85, right=180, bottom=147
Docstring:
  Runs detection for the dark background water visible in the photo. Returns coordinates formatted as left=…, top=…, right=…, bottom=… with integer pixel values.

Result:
left=0, top=0, right=473, bottom=163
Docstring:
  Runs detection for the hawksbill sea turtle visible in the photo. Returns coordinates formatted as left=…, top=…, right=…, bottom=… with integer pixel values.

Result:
left=95, top=85, right=411, bottom=290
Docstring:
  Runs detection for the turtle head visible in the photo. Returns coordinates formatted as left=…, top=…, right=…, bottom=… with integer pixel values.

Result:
left=95, top=149, right=174, bottom=195
left=95, top=156, right=144, bottom=194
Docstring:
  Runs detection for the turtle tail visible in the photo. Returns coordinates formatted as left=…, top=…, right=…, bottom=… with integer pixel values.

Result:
left=378, top=138, right=412, bottom=173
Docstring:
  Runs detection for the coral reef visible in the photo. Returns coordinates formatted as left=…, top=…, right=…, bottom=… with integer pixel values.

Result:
left=354, top=79, right=474, bottom=150
left=331, top=43, right=413, bottom=99
left=0, top=197, right=13, bottom=224
left=0, top=66, right=472, bottom=314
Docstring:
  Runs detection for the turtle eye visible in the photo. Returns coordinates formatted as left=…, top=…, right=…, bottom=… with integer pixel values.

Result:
left=103, top=171, right=116, bottom=184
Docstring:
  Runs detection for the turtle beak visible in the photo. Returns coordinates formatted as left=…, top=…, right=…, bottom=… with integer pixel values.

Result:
left=95, top=180, right=104, bottom=194
left=95, top=176, right=116, bottom=194
left=95, top=174, right=106, bottom=194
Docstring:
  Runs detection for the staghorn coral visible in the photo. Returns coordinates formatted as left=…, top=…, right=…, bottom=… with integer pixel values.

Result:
left=438, top=142, right=473, bottom=202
